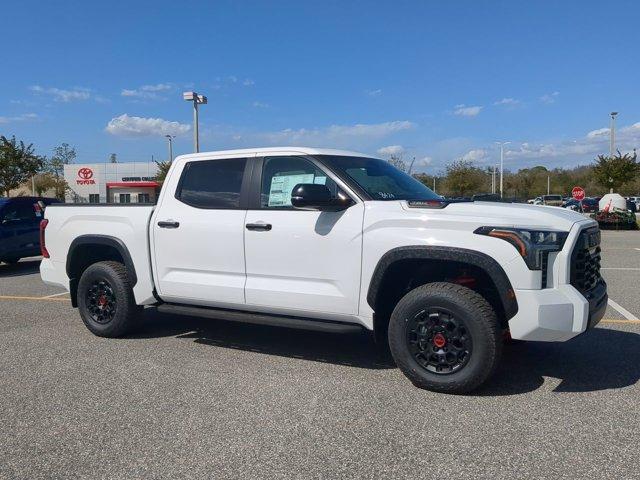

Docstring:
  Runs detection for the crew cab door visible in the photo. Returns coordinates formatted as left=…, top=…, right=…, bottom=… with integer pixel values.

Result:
left=152, top=156, right=251, bottom=307
left=243, top=155, right=364, bottom=316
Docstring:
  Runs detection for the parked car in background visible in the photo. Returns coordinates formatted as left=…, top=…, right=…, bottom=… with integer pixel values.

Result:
left=541, top=195, right=563, bottom=207
left=562, top=198, right=582, bottom=211
left=627, top=199, right=638, bottom=213
left=580, top=197, right=600, bottom=213
left=0, top=197, right=60, bottom=264
left=627, top=196, right=640, bottom=208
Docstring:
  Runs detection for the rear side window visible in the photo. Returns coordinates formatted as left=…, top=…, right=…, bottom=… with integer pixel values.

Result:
left=1, top=202, right=36, bottom=222
left=177, top=158, right=247, bottom=209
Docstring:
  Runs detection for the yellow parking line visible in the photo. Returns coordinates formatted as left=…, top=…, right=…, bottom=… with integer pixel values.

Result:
left=0, top=295, right=70, bottom=302
left=601, top=319, right=640, bottom=324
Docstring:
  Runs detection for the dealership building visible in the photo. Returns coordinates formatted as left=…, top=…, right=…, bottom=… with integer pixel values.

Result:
left=64, top=162, right=160, bottom=204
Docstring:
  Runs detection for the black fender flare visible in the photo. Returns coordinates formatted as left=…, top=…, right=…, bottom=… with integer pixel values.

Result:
left=367, top=246, right=518, bottom=319
left=66, top=235, right=138, bottom=306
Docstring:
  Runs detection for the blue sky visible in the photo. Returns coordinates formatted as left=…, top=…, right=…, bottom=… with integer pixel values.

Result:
left=1, top=0, right=639, bottom=173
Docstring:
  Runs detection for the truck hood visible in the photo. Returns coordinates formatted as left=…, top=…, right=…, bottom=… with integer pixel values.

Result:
left=402, top=200, right=594, bottom=232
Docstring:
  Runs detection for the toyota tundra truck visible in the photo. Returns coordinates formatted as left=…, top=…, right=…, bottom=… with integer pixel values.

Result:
left=40, top=147, right=607, bottom=393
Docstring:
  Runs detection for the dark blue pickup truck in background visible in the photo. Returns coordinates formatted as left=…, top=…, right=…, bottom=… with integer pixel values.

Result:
left=0, top=197, right=60, bottom=264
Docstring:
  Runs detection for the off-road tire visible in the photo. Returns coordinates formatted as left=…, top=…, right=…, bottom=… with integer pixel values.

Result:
left=388, top=282, right=502, bottom=394
left=77, top=261, right=141, bottom=337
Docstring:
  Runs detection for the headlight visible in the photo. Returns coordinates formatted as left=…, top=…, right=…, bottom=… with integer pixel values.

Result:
left=474, top=227, right=569, bottom=270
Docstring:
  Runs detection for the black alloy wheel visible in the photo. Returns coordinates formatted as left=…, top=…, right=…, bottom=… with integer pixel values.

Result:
left=407, top=307, right=472, bottom=375
left=86, top=280, right=117, bottom=324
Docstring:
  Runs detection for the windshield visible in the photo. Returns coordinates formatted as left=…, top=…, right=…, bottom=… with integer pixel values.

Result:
left=544, top=195, right=562, bottom=201
left=318, top=155, right=440, bottom=201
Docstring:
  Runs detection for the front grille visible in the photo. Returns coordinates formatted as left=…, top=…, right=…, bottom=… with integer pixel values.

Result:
left=570, top=227, right=602, bottom=294
left=541, top=251, right=549, bottom=288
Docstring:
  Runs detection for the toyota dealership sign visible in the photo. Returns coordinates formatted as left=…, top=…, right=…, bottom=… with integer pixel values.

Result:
left=76, top=167, right=96, bottom=185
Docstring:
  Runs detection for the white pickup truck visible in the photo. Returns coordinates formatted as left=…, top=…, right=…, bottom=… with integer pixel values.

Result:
left=40, top=147, right=607, bottom=393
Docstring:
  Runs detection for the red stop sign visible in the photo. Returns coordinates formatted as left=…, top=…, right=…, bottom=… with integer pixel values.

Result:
left=572, top=186, right=585, bottom=201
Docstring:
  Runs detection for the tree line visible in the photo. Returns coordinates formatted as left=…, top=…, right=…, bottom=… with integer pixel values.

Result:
left=2, top=134, right=639, bottom=201
left=0, top=136, right=76, bottom=198
left=391, top=151, right=640, bottom=199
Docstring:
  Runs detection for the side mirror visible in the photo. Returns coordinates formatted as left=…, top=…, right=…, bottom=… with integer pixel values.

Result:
left=291, top=184, right=352, bottom=211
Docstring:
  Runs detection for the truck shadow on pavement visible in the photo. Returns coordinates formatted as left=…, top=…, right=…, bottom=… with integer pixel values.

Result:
left=0, top=259, right=41, bottom=278
left=479, top=327, right=640, bottom=396
left=135, top=309, right=396, bottom=370
left=134, top=310, right=640, bottom=394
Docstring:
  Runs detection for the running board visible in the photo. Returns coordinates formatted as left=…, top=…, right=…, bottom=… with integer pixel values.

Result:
left=156, top=303, right=364, bottom=334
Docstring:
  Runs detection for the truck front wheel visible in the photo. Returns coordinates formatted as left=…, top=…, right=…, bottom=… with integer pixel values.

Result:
left=388, top=282, right=502, bottom=394
left=77, top=261, right=141, bottom=337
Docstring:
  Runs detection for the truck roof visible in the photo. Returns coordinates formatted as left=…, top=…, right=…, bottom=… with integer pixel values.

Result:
left=175, top=146, right=374, bottom=161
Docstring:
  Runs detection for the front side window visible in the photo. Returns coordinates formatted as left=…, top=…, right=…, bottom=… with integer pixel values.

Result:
left=177, top=158, right=247, bottom=209
left=260, top=156, right=338, bottom=208
left=319, top=155, right=440, bottom=201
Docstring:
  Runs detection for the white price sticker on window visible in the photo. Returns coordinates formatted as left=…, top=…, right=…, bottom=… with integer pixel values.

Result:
left=268, top=173, right=315, bottom=207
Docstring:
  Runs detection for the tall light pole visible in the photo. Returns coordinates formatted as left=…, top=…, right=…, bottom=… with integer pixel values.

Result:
left=183, top=91, right=208, bottom=153
left=495, top=142, right=510, bottom=198
left=165, top=135, right=175, bottom=162
left=492, top=164, right=497, bottom=194
left=610, top=111, right=618, bottom=156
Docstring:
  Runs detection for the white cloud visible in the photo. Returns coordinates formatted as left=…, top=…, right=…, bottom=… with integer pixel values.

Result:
left=453, top=104, right=482, bottom=117
left=507, top=121, right=640, bottom=162
left=121, top=83, right=173, bottom=100
left=105, top=114, right=190, bottom=137
left=462, top=148, right=489, bottom=162
left=494, top=97, right=520, bottom=106
left=377, top=145, right=404, bottom=156
left=261, top=120, right=415, bottom=145
left=252, top=101, right=270, bottom=108
left=0, top=113, right=38, bottom=124
left=539, top=91, right=560, bottom=104
left=30, top=85, right=91, bottom=102
left=586, top=127, right=609, bottom=138
left=243, top=79, right=255, bottom=86
left=414, top=156, right=432, bottom=167
left=365, top=89, right=382, bottom=97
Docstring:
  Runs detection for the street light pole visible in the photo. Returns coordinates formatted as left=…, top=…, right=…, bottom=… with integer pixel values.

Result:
left=495, top=142, right=510, bottom=198
left=165, top=135, right=175, bottom=162
left=183, top=91, right=208, bottom=153
left=610, top=112, right=618, bottom=156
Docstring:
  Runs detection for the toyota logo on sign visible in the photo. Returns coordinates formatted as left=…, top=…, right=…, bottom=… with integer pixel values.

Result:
left=78, top=168, right=94, bottom=179
left=76, top=167, right=96, bottom=185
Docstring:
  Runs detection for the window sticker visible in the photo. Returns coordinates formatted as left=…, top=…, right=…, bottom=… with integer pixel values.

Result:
left=268, top=173, right=314, bottom=206
left=313, top=176, right=327, bottom=185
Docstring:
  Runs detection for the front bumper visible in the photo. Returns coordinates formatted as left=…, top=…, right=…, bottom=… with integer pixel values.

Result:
left=508, top=281, right=606, bottom=341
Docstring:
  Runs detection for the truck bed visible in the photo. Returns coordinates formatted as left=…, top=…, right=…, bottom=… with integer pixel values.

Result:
left=41, top=204, right=157, bottom=305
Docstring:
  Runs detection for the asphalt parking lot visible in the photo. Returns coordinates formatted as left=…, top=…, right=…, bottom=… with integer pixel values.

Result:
left=1, top=231, right=640, bottom=480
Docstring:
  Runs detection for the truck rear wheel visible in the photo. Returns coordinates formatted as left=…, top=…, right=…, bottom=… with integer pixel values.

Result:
left=388, top=282, right=502, bottom=394
left=77, top=261, right=140, bottom=337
